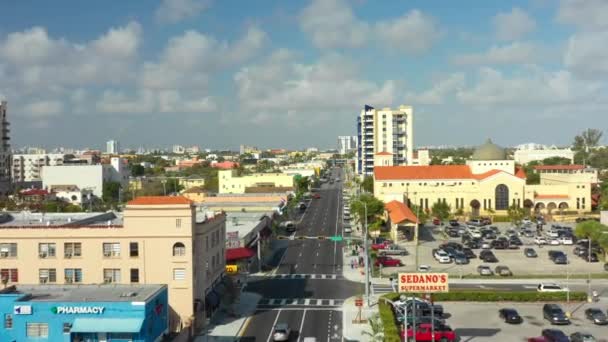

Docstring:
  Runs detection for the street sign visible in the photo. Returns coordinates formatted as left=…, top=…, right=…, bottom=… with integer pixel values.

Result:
left=225, top=265, right=238, bottom=274
left=329, top=236, right=343, bottom=242
left=355, top=298, right=363, bottom=307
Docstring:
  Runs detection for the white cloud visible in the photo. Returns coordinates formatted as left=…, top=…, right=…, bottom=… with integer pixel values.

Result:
left=451, top=42, right=542, bottom=65
left=156, top=0, right=211, bottom=24
left=234, top=50, right=395, bottom=124
left=564, top=31, right=608, bottom=78
left=21, top=100, right=64, bottom=118
left=299, top=0, right=369, bottom=49
left=557, top=0, right=608, bottom=30
left=375, top=10, right=441, bottom=54
left=96, top=89, right=216, bottom=114
left=493, top=8, right=536, bottom=41
left=299, top=0, right=440, bottom=52
left=406, top=73, right=465, bottom=105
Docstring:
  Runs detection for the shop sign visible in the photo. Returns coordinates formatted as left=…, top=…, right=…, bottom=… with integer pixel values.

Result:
left=227, top=231, right=240, bottom=248
left=52, top=306, right=105, bottom=314
left=14, top=305, right=32, bottom=315
left=398, top=273, right=449, bottom=293
left=226, top=265, right=238, bottom=274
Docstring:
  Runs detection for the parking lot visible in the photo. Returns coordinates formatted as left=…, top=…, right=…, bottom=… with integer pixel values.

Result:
left=442, top=301, right=608, bottom=341
left=377, top=222, right=607, bottom=277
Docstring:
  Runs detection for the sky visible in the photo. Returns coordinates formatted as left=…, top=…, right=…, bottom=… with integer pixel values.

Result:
left=2, top=0, right=608, bottom=150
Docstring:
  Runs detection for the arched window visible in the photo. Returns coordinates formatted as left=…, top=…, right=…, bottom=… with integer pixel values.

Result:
left=495, top=184, right=509, bottom=210
left=173, top=242, right=186, bottom=257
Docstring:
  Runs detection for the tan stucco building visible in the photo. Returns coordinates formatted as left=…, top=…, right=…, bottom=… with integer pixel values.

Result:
left=374, top=140, right=592, bottom=217
left=0, top=196, right=225, bottom=333
left=219, top=169, right=294, bottom=194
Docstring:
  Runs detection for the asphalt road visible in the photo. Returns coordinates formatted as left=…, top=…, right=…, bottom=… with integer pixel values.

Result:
left=241, top=167, right=362, bottom=341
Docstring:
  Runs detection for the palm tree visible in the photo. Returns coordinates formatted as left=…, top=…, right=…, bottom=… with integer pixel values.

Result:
left=362, top=313, right=384, bottom=341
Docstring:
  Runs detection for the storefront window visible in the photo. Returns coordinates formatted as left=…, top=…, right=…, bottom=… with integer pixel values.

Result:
left=26, top=323, right=49, bottom=338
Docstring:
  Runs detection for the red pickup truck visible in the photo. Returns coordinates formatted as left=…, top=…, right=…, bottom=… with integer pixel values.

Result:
left=371, top=241, right=391, bottom=250
left=374, top=256, right=403, bottom=267
left=402, top=323, right=457, bottom=342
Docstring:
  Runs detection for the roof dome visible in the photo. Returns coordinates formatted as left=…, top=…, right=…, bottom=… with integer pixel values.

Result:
left=472, top=139, right=506, bottom=161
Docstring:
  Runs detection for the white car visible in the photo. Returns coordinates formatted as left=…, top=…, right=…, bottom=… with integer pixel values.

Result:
left=481, top=242, right=492, bottom=249
left=434, top=250, right=451, bottom=263
left=272, top=323, right=291, bottom=341
left=537, top=283, right=568, bottom=292
left=546, top=230, right=560, bottom=238
left=467, top=229, right=482, bottom=239
left=548, top=238, right=560, bottom=245
left=418, top=265, right=431, bottom=272
left=343, top=226, right=353, bottom=234
left=523, top=218, right=532, bottom=224
left=534, top=236, right=547, bottom=245
left=559, top=236, right=573, bottom=245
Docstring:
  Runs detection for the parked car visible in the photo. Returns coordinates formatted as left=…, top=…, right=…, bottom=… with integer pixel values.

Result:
left=371, top=241, right=390, bottom=250
left=272, top=323, right=291, bottom=341
left=480, top=250, right=498, bottom=262
left=584, top=308, right=608, bottom=325
left=534, top=236, right=547, bottom=245
left=453, top=251, right=469, bottom=265
left=449, top=219, right=459, bottom=227
left=548, top=251, right=568, bottom=264
left=570, top=332, right=597, bottom=342
left=465, top=239, right=482, bottom=249
left=546, top=230, right=560, bottom=238
left=374, top=256, right=403, bottom=267
left=509, top=236, right=523, bottom=246
left=312, top=193, right=321, bottom=199
left=343, top=225, right=352, bottom=234
left=432, top=217, right=441, bottom=225
left=477, top=265, right=493, bottom=276
left=491, top=239, right=509, bottom=250
left=447, top=229, right=459, bottom=238
left=605, top=263, right=608, bottom=272
left=499, top=308, right=523, bottom=324
left=542, top=328, right=570, bottom=341
left=433, top=249, right=451, bottom=263
left=543, top=304, right=571, bottom=325
left=403, top=323, right=456, bottom=342
left=378, top=244, right=408, bottom=256
left=462, top=248, right=476, bottom=259
left=580, top=250, right=599, bottom=262
left=418, top=265, right=431, bottom=272
left=538, top=283, right=568, bottom=292
left=480, top=241, right=492, bottom=249
left=524, top=248, right=538, bottom=258
left=495, top=265, right=512, bottom=276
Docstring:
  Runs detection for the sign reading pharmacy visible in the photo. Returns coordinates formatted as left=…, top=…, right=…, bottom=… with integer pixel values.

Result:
left=52, top=306, right=105, bottom=314
left=398, top=273, right=449, bottom=293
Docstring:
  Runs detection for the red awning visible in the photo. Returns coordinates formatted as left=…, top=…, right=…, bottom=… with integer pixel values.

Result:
left=225, top=247, right=256, bottom=261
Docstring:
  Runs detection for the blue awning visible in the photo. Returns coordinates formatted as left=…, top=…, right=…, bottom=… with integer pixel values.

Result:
left=71, top=318, right=144, bottom=333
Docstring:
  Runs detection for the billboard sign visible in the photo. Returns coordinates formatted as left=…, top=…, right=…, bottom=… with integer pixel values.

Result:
left=398, top=273, right=449, bottom=293
left=226, top=231, right=240, bottom=248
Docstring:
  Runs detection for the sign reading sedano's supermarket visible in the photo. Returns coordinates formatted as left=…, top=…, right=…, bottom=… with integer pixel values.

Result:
left=51, top=306, right=105, bottom=314
left=398, top=273, right=449, bottom=293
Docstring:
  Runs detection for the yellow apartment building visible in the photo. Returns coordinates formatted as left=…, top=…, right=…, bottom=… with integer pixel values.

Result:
left=374, top=140, right=592, bottom=217
left=218, top=169, right=294, bottom=194
left=0, top=196, right=226, bottom=333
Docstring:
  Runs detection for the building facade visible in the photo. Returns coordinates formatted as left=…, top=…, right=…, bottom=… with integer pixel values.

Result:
left=0, top=101, right=11, bottom=195
left=0, top=284, right=168, bottom=342
left=374, top=140, right=592, bottom=217
left=42, top=158, right=129, bottom=197
left=513, top=143, right=575, bottom=164
left=218, top=170, right=294, bottom=194
left=337, top=136, right=357, bottom=155
left=106, top=140, right=120, bottom=155
left=356, top=105, right=414, bottom=176
left=12, top=153, right=66, bottom=183
left=0, top=196, right=226, bottom=332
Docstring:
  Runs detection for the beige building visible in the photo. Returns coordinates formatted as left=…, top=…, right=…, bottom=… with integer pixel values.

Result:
left=219, top=169, right=294, bottom=194
left=374, top=140, right=592, bottom=217
left=356, top=105, right=414, bottom=176
left=0, top=196, right=225, bottom=333
left=513, top=143, right=575, bottom=165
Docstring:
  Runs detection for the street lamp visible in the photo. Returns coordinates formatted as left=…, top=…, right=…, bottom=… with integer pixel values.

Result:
left=353, top=198, right=370, bottom=307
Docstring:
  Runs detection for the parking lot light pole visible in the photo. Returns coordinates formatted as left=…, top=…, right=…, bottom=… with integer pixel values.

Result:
left=353, top=198, right=370, bottom=306
left=588, top=237, right=592, bottom=301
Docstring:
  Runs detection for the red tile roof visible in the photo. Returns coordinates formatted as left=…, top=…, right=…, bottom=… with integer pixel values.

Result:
left=473, top=169, right=502, bottom=180
left=375, top=152, right=392, bottom=156
left=385, top=200, right=418, bottom=224
left=515, top=167, right=527, bottom=179
left=534, top=165, right=584, bottom=171
left=534, top=194, right=569, bottom=199
left=127, top=196, right=193, bottom=205
left=20, top=189, right=50, bottom=196
left=212, top=161, right=239, bottom=169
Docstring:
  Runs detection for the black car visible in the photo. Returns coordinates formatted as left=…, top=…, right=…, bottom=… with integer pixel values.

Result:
left=509, top=236, right=523, bottom=246
left=440, top=242, right=463, bottom=251
left=491, top=239, right=508, bottom=249
left=524, top=248, right=537, bottom=258
left=549, top=251, right=568, bottom=265
left=449, top=219, right=459, bottom=227
left=480, top=250, right=498, bottom=263
left=570, top=332, right=597, bottom=342
left=462, top=248, right=476, bottom=259
left=542, top=328, right=570, bottom=342
left=406, top=301, right=444, bottom=317
left=447, top=229, right=459, bottom=237
left=604, top=263, right=608, bottom=272
left=584, top=308, right=608, bottom=325
left=498, top=308, right=522, bottom=324
left=580, top=250, right=599, bottom=262
left=543, top=304, right=570, bottom=325
left=465, top=238, right=481, bottom=249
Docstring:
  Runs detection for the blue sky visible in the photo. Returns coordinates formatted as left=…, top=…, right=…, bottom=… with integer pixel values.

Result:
left=2, top=0, right=607, bottom=150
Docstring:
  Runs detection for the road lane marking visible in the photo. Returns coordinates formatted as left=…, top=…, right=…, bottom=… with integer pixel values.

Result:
left=266, top=309, right=282, bottom=342
left=237, top=315, right=253, bottom=337
left=297, top=309, right=308, bottom=342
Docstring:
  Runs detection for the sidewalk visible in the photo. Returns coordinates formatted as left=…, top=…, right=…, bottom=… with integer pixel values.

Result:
left=193, top=291, right=261, bottom=342
left=341, top=296, right=382, bottom=342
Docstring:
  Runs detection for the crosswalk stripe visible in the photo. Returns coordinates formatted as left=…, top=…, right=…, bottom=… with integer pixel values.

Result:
left=262, top=273, right=341, bottom=280
left=257, top=298, right=343, bottom=307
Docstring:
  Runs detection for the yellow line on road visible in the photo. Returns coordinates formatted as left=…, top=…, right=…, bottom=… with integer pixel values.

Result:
left=237, top=315, right=253, bottom=337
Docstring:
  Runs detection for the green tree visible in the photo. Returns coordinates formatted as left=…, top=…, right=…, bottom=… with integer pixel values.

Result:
left=430, top=156, right=443, bottom=165
left=507, top=204, right=525, bottom=227
left=574, top=220, right=608, bottom=255
left=408, top=204, right=428, bottom=224
left=362, top=313, right=384, bottom=341
left=103, top=182, right=121, bottom=203
left=523, top=161, right=541, bottom=185
left=573, top=128, right=603, bottom=164
left=362, top=175, right=374, bottom=193
left=350, top=194, right=385, bottom=225
left=542, top=157, right=572, bottom=165
left=295, top=176, right=310, bottom=193
left=431, top=201, right=451, bottom=221
left=130, top=164, right=145, bottom=177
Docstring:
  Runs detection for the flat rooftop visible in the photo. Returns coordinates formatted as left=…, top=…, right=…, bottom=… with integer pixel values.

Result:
left=3, top=284, right=164, bottom=302
left=0, top=211, right=123, bottom=228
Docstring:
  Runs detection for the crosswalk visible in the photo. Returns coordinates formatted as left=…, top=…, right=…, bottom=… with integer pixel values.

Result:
left=258, top=298, right=344, bottom=307
left=371, top=283, right=395, bottom=295
left=262, top=273, right=343, bottom=280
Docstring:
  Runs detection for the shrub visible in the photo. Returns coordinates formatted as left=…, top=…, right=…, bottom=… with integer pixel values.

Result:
left=382, top=291, right=586, bottom=302
left=378, top=298, right=401, bottom=342
left=491, top=215, right=511, bottom=223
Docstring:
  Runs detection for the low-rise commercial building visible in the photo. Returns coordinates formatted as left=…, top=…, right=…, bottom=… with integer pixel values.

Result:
left=0, top=196, right=226, bottom=333
left=0, top=284, right=168, bottom=342
left=218, top=170, right=294, bottom=194
left=12, top=153, right=66, bottom=183
left=513, top=143, right=574, bottom=164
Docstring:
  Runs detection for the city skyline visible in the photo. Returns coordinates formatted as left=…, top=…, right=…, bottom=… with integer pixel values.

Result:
left=2, top=0, right=608, bottom=149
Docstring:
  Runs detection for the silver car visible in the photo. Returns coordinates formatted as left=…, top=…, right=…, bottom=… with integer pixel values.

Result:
left=272, top=323, right=291, bottom=341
